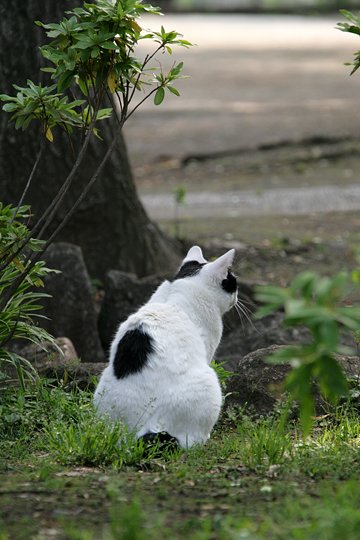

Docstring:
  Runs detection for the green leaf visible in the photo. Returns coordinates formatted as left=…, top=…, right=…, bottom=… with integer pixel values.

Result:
left=2, top=103, right=18, bottom=113
left=57, top=71, right=75, bottom=92
left=315, top=320, right=339, bottom=351
left=77, top=77, right=89, bottom=96
left=45, top=127, right=54, bottom=142
left=265, top=345, right=303, bottom=365
left=167, top=86, right=180, bottom=96
left=96, top=108, right=112, bottom=120
left=100, top=41, right=118, bottom=50
left=154, top=86, right=165, bottom=106
left=315, top=355, right=348, bottom=402
left=285, top=363, right=315, bottom=435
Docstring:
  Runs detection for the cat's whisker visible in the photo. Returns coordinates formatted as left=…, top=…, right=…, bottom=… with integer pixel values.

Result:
left=237, top=296, right=256, bottom=309
left=236, top=299, right=257, bottom=330
left=239, top=298, right=256, bottom=318
left=237, top=300, right=262, bottom=334
left=234, top=303, right=246, bottom=331
left=236, top=299, right=252, bottom=318
left=235, top=305, right=250, bottom=329
left=237, top=299, right=253, bottom=317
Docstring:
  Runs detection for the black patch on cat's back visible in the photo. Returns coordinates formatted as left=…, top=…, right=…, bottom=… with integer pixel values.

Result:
left=222, top=270, right=237, bottom=294
left=171, top=260, right=205, bottom=281
left=113, top=328, right=154, bottom=379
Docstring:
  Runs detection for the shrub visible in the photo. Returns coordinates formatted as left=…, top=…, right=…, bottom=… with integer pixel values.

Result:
left=0, top=204, right=56, bottom=387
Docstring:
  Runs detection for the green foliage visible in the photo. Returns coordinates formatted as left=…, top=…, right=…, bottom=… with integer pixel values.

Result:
left=0, top=81, right=84, bottom=141
left=173, top=185, right=187, bottom=206
left=45, top=412, right=146, bottom=467
left=337, top=10, right=360, bottom=74
left=255, top=271, right=360, bottom=433
left=210, top=360, right=233, bottom=390
left=173, top=185, right=187, bottom=238
left=233, top=413, right=292, bottom=470
left=0, top=379, right=91, bottom=449
left=0, top=0, right=192, bottom=140
left=0, top=205, right=57, bottom=387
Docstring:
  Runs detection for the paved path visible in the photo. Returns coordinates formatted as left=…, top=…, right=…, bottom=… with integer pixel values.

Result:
left=141, top=183, right=360, bottom=219
left=125, top=14, right=360, bottom=166
left=124, top=14, right=360, bottom=219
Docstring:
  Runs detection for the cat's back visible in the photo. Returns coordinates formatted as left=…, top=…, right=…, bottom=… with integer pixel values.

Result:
left=111, top=301, right=207, bottom=374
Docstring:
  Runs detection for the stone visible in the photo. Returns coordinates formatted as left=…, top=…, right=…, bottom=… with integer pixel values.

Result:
left=218, top=310, right=356, bottom=359
left=41, top=242, right=105, bottom=362
left=221, top=345, right=360, bottom=415
left=3, top=337, right=106, bottom=389
left=22, top=337, right=78, bottom=368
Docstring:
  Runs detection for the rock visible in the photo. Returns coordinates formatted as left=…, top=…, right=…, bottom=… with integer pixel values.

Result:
left=218, top=312, right=310, bottom=359
left=22, top=337, right=78, bottom=368
left=98, top=270, right=165, bottom=350
left=218, top=311, right=356, bottom=358
left=41, top=242, right=105, bottom=362
left=36, top=358, right=106, bottom=390
left=222, top=345, right=360, bottom=415
left=222, top=346, right=291, bottom=414
left=3, top=337, right=106, bottom=389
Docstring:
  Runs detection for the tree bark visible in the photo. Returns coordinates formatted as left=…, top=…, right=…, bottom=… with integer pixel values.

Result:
left=0, top=0, right=180, bottom=279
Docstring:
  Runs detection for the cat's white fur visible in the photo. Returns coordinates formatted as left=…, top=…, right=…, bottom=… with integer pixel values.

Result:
left=94, top=246, right=237, bottom=449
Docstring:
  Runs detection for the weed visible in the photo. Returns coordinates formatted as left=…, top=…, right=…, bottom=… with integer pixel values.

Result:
left=235, top=414, right=292, bottom=469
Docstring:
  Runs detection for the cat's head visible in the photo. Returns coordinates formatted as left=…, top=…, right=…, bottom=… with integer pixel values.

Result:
left=172, top=246, right=238, bottom=315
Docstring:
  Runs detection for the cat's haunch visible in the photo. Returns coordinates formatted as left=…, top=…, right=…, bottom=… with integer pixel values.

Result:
left=94, top=245, right=237, bottom=449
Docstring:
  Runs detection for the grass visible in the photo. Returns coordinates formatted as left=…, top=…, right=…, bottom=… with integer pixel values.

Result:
left=0, top=380, right=359, bottom=539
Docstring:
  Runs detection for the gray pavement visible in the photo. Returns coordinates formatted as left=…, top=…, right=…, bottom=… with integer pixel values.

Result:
left=125, top=14, right=360, bottom=166
left=141, top=184, right=360, bottom=220
left=123, top=14, right=360, bottom=218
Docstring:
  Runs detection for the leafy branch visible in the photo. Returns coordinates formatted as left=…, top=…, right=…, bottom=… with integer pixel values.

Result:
left=337, top=9, right=360, bottom=74
left=255, top=271, right=360, bottom=433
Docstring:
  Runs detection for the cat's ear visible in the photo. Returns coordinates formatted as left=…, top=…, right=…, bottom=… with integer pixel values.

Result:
left=183, top=245, right=207, bottom=264
left=206, top=249, right=235, bottom=277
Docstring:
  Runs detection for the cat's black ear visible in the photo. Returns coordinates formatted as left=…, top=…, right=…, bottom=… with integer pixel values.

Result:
left=182, top=245, right=207, bottom=265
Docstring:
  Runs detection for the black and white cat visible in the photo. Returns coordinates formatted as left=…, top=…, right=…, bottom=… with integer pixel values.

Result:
left=94, top=246, right=238, bottom=449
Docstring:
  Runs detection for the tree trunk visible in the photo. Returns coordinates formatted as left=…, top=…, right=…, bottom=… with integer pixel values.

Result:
left=0, top=0, right=180, bottom=279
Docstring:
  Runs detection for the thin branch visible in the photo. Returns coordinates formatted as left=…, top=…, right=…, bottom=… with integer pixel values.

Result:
left=10, top=139, right=45, bottom=225
left=125, top=86, right=159, bottom=122
left=127, top=43, right=164, bottom=105
left=0, top=124, right=120, bottom=313
left=35, top=100, right=101, bottom=241
left=41, top=134, right=118, bottom=254
left=106, top=88, right=126, bottom=128
left=0, top=101, right=100, bottom=278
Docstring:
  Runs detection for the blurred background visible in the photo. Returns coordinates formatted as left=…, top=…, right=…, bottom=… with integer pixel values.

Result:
left=122, top=0, right=360, bottom=264
left=152, top=1, right=360, bottom=14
